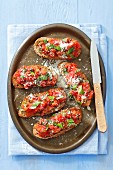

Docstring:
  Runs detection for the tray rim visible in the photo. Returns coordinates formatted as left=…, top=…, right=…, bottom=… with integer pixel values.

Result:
left=7, top=23, right=106, bottom=154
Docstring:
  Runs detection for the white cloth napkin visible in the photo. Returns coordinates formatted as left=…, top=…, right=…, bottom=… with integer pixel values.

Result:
left=7, top=24, right=108, bottom=155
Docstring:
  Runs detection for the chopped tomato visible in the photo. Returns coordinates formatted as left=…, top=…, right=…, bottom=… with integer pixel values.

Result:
left=65, top=63, right=77, bottom=72
left=82, top=82, right=91, bottom=92
left=33, top=107, right=82, bottom=138
left=51, top=100, right=59, bottom=107
left=66, top=114, right=71, bottom=119
left=52, top=127, right=61, bottom=133
left=41, top=44, right=45, bottom=50
left=50, top=48, right=56, bottom=53
left=87, top=90, right=94, bottom=100
left=41, top=68, right=47, bottom=75
left=20, top=88, right=66, bottom=117
left=61, top=62, right=93, bottom=106
left=37, top=37, right=81, bottom=59
left=13, top=65, right=57, bottom=89
left=57, top=114, right=65, bottom=122
left=49, top=39, right=55, bottom=44
left=48, top=125, right=55, bottom=130
left=35, top=124, right=47, bottom=133
left=57, top=51, right=63, bottom=56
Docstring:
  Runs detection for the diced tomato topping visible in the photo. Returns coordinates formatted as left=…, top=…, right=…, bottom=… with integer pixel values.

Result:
left=66, top=114, right=71, bottom=119
left=51, top=100, right=59, bottom=107
left=38, top=38, right=81, bottom=59
left=70, top=82, right=93, bottom=105
left=34, top=107, right=82, bottom=138
left=62, top=62, right=93, bottom=106
left=87, top=90, right=94, bottom=100
left=48, top=125, right=55, bottom=130
left=49, top=39, right=55, bottom=44
left=81, top=82, right=91, bottom=92
left=20, top=88, right=66, bottom=117
left=35, top=124, right=47, bottom=133
left=41, top=44, right=45, bottom=50
left=52, top=127, right=61, bottom=133
left=65, top=63, right=78, bottom=72
left=13, top=65, right=57, bottom=89
left=57, top=51, right=63, bottom=56
left=41, top=68, right=47, bottom=75
left=50, top=49, right=56, bottom=53
left=57, top=114, right=65, bottom=122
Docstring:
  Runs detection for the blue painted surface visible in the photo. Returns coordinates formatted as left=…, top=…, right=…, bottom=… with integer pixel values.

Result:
left=0, top=0, right=113, bottom=169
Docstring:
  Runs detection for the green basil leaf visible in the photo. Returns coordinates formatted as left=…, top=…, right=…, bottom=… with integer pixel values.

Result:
left=30, top=71, right=35, bottom=76
left=31, top=101, right=41, bottom=109
left=38, top=74, right=49, bottom=81
left=62, top=38, right=67, bottom=42
left=48, top=96, right=54, bottom=100
left=48, top=44, right=55, bottom=49
left=75, top=69, right=81, bottom=73
left=67, top=118, right=74, bottom=123
left=23, top=68, right=27, bottom=72
left=67, top=118, right=75, bottom=126
left=78, top=85, right=85, bottom=95
left=43, top=39, right=48, bottom=44
left=52, top=114, right=56, bottom=117
left=56, top=123, right=63, bottom=128
left=41, top=75, right=48, bottom=80
left=68, top=93, right=74, bottom=100
left=83, top=80, right=89, bottom=83
left=70, top=54, right=75, bottom=58
left=47, top=119, right=53, bottom=124
left=77, top=101, right=82, bottom=105
left=53, top=122, right=57, bottom=126
left=32, top=101, right=41, bottom=106
left=71, top=84, right=77, bottom=90
left=20, top=75, right=25, bottom=79
left=55, top=46, right=61, bottom=51
left=63, top=68, right=68, bottom=74
left=53, top=122, right=63, bottom=128
left=67, top=47, right=74, bottom=55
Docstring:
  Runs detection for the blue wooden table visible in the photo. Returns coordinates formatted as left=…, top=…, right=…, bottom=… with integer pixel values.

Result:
left=0, top=0, right=113, bottom=169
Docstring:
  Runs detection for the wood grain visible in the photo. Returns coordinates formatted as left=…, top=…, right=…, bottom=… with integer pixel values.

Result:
left=94, top=83, right=107, bottom=132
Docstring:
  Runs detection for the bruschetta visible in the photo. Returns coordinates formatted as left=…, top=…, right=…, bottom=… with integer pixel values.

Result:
left=33, top=107, right=82, bottom=139
left=58, top=62, right=93, bottom=106
left=34, top=37, right=81, bottom=60
left=12, top=65, right=57, bottom=89
left=18, top=88, right=66, bottom=117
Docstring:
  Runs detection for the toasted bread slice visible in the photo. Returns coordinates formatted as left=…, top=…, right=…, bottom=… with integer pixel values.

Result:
left=33, top=107, right=82, bottom=139
left=12, top=65, right=57, bottom=89
left=34, top=37, right=81, bottom=60
left=58, top=61, right=87, bottom=82
left=58, top=62, right=93, bottom=106
left=18, top=87, right=66, bottom=118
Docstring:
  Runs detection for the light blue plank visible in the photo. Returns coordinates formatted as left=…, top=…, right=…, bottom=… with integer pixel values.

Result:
left=78, top=0, right=113, bottom=169
left=0, top=0, right=78, bottom=24
left=0, top=0, right=113, bottom=169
